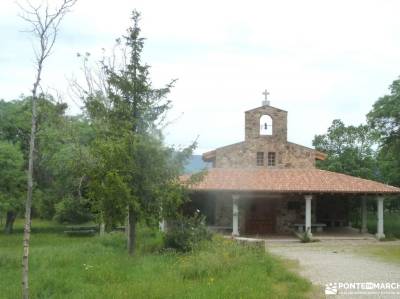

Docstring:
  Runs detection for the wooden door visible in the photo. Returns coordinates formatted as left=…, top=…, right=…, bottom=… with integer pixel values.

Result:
left=245, top=199, right=276, bottom=234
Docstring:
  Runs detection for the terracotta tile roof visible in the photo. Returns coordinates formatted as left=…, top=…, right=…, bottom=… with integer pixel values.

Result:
left=183, top=168, right=400, bottom=194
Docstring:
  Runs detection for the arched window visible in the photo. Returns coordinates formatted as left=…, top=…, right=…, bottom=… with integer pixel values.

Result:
left=260, top=115, right=273, bottom=135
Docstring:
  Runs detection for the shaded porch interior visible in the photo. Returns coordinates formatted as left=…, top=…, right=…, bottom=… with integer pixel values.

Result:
left=187, top=192, right=381, bottom=239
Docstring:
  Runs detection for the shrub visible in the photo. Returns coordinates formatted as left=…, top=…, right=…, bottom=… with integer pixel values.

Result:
left=64, top=229, right=96, bottom=237
left=296, top=228, right=317, bottom=243
left=164, top=213, right=211, bottom=252
left=178, top=236, right=275, bottom=281
left=53, top=196, right=93, bottom=224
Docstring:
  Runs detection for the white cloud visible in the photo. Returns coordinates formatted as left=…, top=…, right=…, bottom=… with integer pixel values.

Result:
left=1, top=0, right=400, bottom=153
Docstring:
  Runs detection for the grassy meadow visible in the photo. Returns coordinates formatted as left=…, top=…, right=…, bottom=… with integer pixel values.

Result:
left=0, top=220, right=311, bottom=299
left=360, top=242, right=400, bottom=264
left=358, top=211, right=400, bottom=263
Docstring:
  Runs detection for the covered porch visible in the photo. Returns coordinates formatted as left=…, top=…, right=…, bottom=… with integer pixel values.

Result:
left=184, top=168, right=400, bottom=239
left=189, top=191, right=384, bottom=239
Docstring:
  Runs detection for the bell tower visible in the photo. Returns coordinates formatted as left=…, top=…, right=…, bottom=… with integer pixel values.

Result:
left=244, top=101, right=287, bottom=142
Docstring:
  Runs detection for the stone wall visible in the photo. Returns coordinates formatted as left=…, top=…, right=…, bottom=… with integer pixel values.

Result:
left=275, top=195, right=317, bottom=233
left=212, top=194, right=247, bottom=234
left=214, top=194, right=232, bottom=227
left=215, top=140, right=315, bottom=169
left=245, top=105, right=287, bottom=142
left=204, top=104, right=317, bottom=169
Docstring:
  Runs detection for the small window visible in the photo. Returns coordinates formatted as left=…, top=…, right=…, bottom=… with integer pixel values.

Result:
left=256, top=152, right=264, bottom=166
left=268, top=152, right=276, bottom=166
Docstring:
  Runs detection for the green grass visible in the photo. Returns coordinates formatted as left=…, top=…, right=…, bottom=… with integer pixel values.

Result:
left=0, top=219, right=311, bottom=299
left=367, top=211, right=400, bottom=239
left=360, top=243, right=400, bottom=264
left=357, top=211, right=400, bottom=264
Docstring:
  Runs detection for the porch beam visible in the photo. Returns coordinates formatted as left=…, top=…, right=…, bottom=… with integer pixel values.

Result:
left=361, top=197, right=368, bottom=233
left=305, top=194, right=312, bottom=237
left=376, top=196, right=385, bottom=239
left=232, top=194, right=240, bottom=236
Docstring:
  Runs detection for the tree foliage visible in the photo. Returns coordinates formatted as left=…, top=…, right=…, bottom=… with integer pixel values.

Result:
left=0, top=141, right=25, bottom=233
left=313, top=119, right=378, bottom=180
left=0, top=97, right=94, bottom=224
left=82, top=10, right=194, bottom=254
left=368, top=77, right=400, bottom=186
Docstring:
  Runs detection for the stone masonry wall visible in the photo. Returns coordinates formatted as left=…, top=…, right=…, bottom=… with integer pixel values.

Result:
left=213, top=194, right=247, bottom=234
left=245, top=105, right=287, bottom=142
left=214, top=194, right=232, bottom=227
left=275, top=195, right=316, bottom=233
left=215, top=140, right=315, bottom=169
left=213, top=105, right=316, bottom=169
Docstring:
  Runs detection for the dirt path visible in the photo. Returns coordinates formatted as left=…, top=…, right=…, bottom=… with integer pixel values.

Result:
left=266, top=240, right=400, bottom=298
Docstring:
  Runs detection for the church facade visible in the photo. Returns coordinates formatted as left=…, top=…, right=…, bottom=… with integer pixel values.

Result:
left=185, top=100, right=400, bottom=237
left=202, top=104, right=325, bottom=169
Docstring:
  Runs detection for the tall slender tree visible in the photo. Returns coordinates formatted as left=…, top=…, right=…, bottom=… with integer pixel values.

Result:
left=18, top=1, right=77, bottom=298
left=83, top=11, right=194, bottom=255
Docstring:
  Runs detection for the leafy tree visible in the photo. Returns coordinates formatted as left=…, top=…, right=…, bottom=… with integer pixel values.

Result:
left=313, top=119, right=381, bottom=224
left=36, top=114, right=94, bottom=221
left=0, top=99, right=31, bottom=152
left=0, top=141, right=25, bottom=233
left=313, top=119, right=378, bottom=180
left=83, top=11, right=194, bottom=255
left=0, top=97, right=94, bottom=222
left=368, top=77, right=400, bottom=186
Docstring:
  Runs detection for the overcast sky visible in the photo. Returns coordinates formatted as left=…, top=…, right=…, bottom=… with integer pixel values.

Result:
left=1, top=0, right=400, bottom=154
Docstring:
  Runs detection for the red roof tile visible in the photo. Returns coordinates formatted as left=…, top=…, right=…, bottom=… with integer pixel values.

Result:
left=183, top=168, right=400, bottom=194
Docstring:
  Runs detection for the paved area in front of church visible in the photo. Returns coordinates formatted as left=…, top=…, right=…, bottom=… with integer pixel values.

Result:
left=267, top=240, right=400, bottom=298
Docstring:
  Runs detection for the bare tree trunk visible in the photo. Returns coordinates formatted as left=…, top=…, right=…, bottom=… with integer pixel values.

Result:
left=99, top=223, right=105, bottom=236
left=18, top=1, right=77, bottom=298
left=127, top=205, right=136, bottom=255
left=22, top=94, right=36, bottom=298
left=4, top=211, right=17, bottom=234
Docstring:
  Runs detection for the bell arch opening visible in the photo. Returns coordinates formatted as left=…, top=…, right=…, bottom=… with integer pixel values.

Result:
left=260, top=115, right=273, bottom=135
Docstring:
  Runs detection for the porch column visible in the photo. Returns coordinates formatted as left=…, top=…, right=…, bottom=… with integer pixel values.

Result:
left=232, top=194, right=240, bottom=236
left=305, top=195, right=312, bottom=237
left=361, top=197, right=368, bottom=233
left=376, top=196, right=385, bottom=239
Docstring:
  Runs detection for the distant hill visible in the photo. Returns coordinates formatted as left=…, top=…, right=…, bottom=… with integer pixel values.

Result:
left=184, top=155, right=211, bottom=173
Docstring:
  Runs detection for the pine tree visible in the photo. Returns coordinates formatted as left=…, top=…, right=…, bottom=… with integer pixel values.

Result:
left=85, top=10, right=194, bottom=255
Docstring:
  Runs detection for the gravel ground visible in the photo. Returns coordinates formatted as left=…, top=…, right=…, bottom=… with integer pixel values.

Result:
left=266, top=240, right=400, bottom=298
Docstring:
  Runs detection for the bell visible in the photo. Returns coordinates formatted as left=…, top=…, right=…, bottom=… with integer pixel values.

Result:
left=264, top=123, right=268, bottom=130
